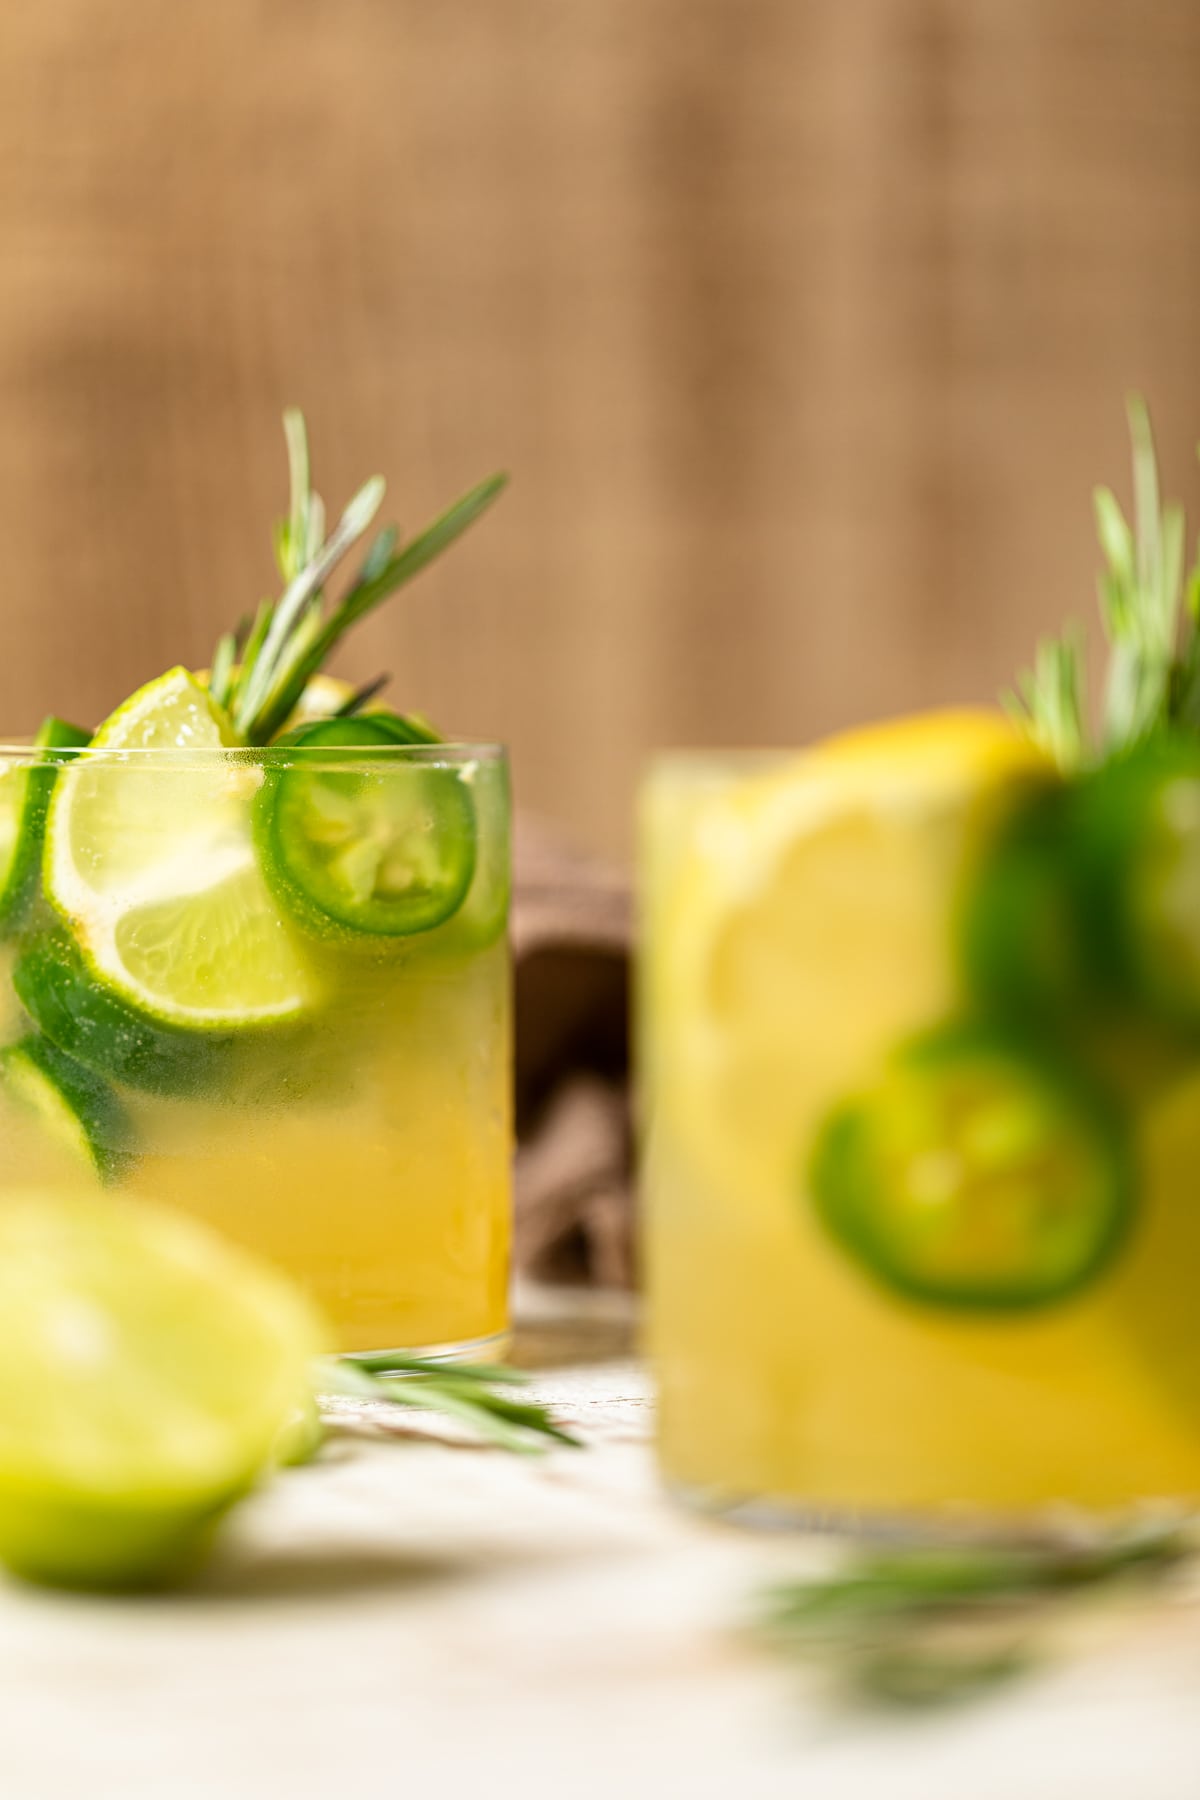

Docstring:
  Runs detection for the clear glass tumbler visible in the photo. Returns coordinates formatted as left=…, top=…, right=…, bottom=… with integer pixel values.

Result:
left=640, top=713, right=1200, bottom=1529
left=0, top=735, right=512, bottom=1360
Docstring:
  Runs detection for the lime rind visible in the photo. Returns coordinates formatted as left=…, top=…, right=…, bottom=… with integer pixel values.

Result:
left=13, top=929, right=234, bottom=1098
left=0, top=717, right=90, bottom=940
left=0, top=1033, right=133, bottom=1184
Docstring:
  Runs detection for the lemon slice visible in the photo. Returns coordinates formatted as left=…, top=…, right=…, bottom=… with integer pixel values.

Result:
left=258, top=717, right=477, bottom=941
left=45, top=669, right=321, bottom=1030
left=646, top=710, right=1045, bottom=1210
left=0, top=1189, right=324, bottom=1588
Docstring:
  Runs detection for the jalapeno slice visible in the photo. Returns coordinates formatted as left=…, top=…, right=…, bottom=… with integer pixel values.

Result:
left=0, top=1033, right=133, bottom=1184
left=363, top=711, right=443, bottom=747
left=258, top=717, right=477, bottom=941
left=808, top=1023, right=1133, bottom=1311
left=1074, top=738, right=1200, bottom=1035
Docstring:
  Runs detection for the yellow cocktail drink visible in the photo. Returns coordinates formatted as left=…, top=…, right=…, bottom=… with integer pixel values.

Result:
left=642, top=713, right=1200, bottom=1521
left=123, top=938, right=510, bottom=1354
left=0, top=723, right=511, bottom=1360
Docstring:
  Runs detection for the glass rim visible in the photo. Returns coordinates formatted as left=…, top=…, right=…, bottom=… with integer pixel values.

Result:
left=0, top=740, right=506, bottom=769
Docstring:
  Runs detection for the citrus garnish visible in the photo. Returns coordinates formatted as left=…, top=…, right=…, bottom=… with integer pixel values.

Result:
left=647, top=711, right=1044, bottom=1208
left=0, top=717, right=90, bottom=938
left=422, top=753, right=510, bottom=954
left=0, top=1035, right=132, bottom=1184
left=808, top=1022, right=1133, bottom=1311
left=12, top=927, right=236, bottom=1097
left=1075, top=739, right=1200, bottom=1035
left=44, top=668, right=322, bottom=1032
left=0, top=1190, right=323, bottom=1588
left=258, top=717, right=477, bottom=940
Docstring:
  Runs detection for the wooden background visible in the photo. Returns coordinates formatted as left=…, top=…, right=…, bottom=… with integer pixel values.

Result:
left=1, top=1, right=1200, bottom=858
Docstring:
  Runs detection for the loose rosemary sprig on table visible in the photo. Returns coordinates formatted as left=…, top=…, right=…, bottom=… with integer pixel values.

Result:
left=1005, top=395, right=1200, bottom=771
left=208, top=409, right=507, bottom=744
left=313, top=1353, right=581, bottom=1456
left=757, top=1518, right=1193, bottom=1709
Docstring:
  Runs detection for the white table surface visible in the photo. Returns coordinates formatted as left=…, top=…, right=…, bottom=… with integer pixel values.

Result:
left=4, top=1289, right=1200, bottom=1800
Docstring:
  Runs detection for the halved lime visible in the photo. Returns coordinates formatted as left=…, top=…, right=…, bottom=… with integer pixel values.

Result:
left=257, top=717, right=477, bottom=941
left=0, top=1034, right=132, bottom=1183
left=0, top=717, right=90, bottom=938
left=809, top=1023, right=1133, bottom=1311
left=0, top=1190, right=324, bottom=1588
left=44, top=669, right=322, bottom=1032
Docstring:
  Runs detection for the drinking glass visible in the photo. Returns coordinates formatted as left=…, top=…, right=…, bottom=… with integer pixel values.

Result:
left=0, top=737, right=512, bottom=1360
left=640, top=715, right=1200, bottom=1526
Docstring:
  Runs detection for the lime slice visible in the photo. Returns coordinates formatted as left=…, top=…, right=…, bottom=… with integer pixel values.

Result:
left=645, top=711, right=1046, bottom=1209
left=809, top=1023, right=1133, bottom=1311
left=0, top=717, right=90, bottom=938
left=0, top=1034, right=132, bottom=1184
left=44, top=668, right=321, bottom=1031
left=13, top=928, right=235, bottom=1097
left=0, top=1190, right=324, bottom=1589
left=257, top=717, right=477, bottom=941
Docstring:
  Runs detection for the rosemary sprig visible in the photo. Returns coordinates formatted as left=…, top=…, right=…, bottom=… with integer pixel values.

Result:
left=758, top=1518, right=1193, bottom=1709
left=312, top=1352, right=581, bottom=1456
left=216, top=411, right=507, bottom=744
left=1007, top=395, right=1200, bottom=770
left=1002, top=625, right=1090, bottom=772
left=248, top=472, right=506, bottom=746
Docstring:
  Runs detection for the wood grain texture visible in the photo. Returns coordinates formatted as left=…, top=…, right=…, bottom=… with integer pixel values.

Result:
left=1, top=1, right=1199, bottom=855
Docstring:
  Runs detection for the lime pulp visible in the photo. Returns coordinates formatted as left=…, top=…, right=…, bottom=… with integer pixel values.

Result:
left=43, top=668, right=321, bottom=1033
left=0, top=1190, right=324, bottom=1589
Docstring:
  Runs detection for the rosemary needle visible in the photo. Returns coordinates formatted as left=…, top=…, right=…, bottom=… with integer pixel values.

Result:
left=1007, top=394, right=1200, bottom=769
left=312, top=1354, right=582, bottom=1456
left=215, top=411, right=507, bottom=745
left=758, top=1518, right=1194, bottom=1709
